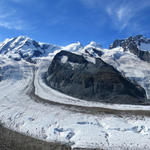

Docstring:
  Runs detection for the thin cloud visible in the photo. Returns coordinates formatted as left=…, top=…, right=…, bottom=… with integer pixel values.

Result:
left=0, top=19, right=26, bottom=30
left=0, top=1, right=29, bottom=30
left=80, top=0, right=150, bottom=32
left=106, top=3, right=134, bottom=30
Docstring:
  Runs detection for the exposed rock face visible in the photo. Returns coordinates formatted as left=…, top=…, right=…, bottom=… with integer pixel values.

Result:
left=45, top=50, right=146, bottom=104
left=82, top=41, right=104, bottom=57
left=110, top=35, right=150, bottom=62
left=83, top=48, right=103, bottom=58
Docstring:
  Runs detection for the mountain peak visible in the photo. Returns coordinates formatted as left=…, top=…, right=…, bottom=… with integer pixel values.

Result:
left=15, top=35, right=30, bottom=40
left=63, top=42, right=84, bottom=52
left=86, top=41, right=102, bottom=49
left=12, top=36, right=33, bottom=44
left=0, top=36, right=61, bottom=61
left=110, top=35, right=150, bottom=62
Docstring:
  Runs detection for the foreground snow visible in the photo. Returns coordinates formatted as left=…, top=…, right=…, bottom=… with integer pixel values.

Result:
left=0, top=56, right=150, bottom=149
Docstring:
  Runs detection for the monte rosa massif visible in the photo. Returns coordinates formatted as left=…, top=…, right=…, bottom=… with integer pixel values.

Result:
left=0, top=35, right=150, bottom=149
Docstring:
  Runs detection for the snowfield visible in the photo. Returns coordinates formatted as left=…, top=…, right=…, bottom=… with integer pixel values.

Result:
left=0, top=52, right=150, bottom=150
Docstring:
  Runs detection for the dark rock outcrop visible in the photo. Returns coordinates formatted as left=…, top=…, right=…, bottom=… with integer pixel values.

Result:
left=110, top=35, right=150, bottom=62
left=84, top=48, right=103, bottom=57
left=45, top=50, right=146, bottom=104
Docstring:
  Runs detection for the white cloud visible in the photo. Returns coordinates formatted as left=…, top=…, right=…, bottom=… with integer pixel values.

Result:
left=0, top=19, right=26, bottom=30
left=80, top=0, right=150, bottom=32
left=0, top=1, right=29, bottom=30
left=106, top=4, right=134, bottom=30
left=117, top=7, right=126, bottom=21
left=0, top=16, right=27, bottom=30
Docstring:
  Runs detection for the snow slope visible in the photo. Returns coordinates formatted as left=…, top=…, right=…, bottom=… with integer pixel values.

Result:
left=62, top=42, right=84, bottom=52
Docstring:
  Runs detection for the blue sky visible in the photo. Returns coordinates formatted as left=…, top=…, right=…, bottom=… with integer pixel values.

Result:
left=0, top=0, right=150, bottom=48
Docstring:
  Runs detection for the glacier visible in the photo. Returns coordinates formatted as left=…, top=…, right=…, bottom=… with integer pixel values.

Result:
left=0, top=36, right=150, bottom=149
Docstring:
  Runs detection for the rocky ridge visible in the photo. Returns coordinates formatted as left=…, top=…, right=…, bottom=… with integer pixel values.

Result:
left=110, top=35, right=150, bottom=62
left=45, top=50, right=146, bottom=104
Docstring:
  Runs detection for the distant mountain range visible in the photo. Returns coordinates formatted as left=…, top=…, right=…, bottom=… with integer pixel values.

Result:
left=110, top=35, right=150, bottom=62
left=1, top=35, right=150, bottom=104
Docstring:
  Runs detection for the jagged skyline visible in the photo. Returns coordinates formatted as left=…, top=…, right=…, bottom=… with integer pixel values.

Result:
left=0, top=0, right=150, bottom=48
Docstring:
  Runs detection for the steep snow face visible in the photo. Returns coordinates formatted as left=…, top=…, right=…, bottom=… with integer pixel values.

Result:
left=0, top=36, right=61, bottom=60
left=85, top=41, right=102, bottom=50
left=63, top=42, right=84, bottom=52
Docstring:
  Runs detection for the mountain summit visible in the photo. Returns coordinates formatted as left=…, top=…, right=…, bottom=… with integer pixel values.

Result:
left=0, top=36, right=61, bottom=61
left=110, top=35, right=150, bottom=62
left=0, top=36, right=103, bottom=62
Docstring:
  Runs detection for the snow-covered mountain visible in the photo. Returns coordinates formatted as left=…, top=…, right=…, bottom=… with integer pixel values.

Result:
left=110, top=35, right=150, bottom=62
left=62, top=41, right=84, bottom=52
left=0, top=36, right=105, bottom=61
left=0, top=36, right=61, bottom=61
left=1, top=35, right=150, bottom=61
left=0, top=36, right=103, bottom=62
